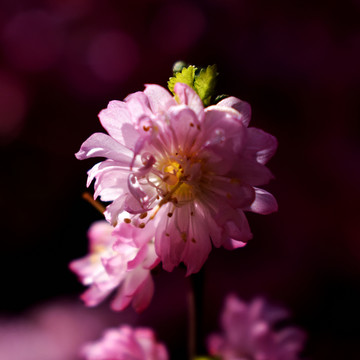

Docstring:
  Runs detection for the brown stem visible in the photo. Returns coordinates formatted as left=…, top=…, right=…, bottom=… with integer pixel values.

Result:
left=187, top=283, right=196, bottom=360
left=188, top=268, right=206, bottom=360
left=82, top=192, right=106, bottom=214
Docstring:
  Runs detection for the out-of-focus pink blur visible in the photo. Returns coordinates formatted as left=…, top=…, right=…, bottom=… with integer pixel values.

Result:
left=0, top=299, right=120, bottom=360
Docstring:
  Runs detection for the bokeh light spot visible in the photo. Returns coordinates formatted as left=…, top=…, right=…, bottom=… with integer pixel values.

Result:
left=87, top=30, right=139, bottom=84
left=2, top=10, right=64, bottom=72
left=0, top=71, right=27, bottom=143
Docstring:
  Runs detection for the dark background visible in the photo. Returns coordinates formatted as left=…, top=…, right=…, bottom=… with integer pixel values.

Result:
left=1, top=0, right=360, bottom=359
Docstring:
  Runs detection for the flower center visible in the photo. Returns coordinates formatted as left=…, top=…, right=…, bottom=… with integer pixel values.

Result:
left=163, top=161, right=182, bottom=186
left=158, top=155, right=200, bottom=205
left=123, top=152, right=206, bottom=228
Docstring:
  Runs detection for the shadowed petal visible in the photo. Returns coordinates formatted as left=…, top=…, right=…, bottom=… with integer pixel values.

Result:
left=246, top=187, right=278, bottom=214
left=245, top=127, right=278, bottom=165
left=216, top=96, right=252, bottom=127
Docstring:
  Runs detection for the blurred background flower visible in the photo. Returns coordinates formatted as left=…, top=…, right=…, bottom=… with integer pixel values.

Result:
left=0, top=0, right=359, bottom=359
left=0, top=298, right=131, bottom=360
left=81, top=325, right=168, bottom=360
left=208, top=294, right=306, bottom=360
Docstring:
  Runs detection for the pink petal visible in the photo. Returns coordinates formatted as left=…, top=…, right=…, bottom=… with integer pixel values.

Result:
left=205, top=178, right=255, bottom=209
left=123, top=192, right=152, bottom=214
left=232, top=157, right=274, bottom=186
left=93, top=166, right=128, bottom=201
left=124, top=91, right=153, bottom=126
left=216, top=96, right=252, bottom=127
left=167, top=105, right=201, bottom=152
left=69, top=256, right=96, bottom=285
left=222, top=237, right=248, bottom=250
left=101, top=253, right=127, bottom=277
left=182, top=213, right=212, bottom=276
left=111, top=222, right=138, bottom=246
left=246, top=187, right=278, bottom=214
left=203, top=107, right=246, bottom=162
left=86, top=159, right=134, bottom=189
left=173, top=82, right=204, bottom=122
left=191, top=202, right=223, bottom=248
left=143, top=247, right=161, bottom=269
left=144, top=84, right=176, bottom=113
left=75, top=132, right=133, bottom=164
left=80, top=285, right=111, bottom=307
left=223, top=210, right=253, bottom=246
left=104, top=195, right=126, bottom=225
left=110, top=267, right=149, bottom=311
left=126, top=243, right=147, bottom=270
left=87, top=220, right=114, bottom=247
left=154, top=207, right=185, bottom=272
left=207, top=334, right=224, bottom=356
left=245, top=127, right=278, bottom=164
left=127, top=173, right=150, bottom=210
left=98, top=100, right=139, bottom=150
left=131, top=273, right=154, bottom=312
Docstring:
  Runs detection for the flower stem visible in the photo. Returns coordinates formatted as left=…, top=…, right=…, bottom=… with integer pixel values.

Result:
left=82, top=192, right=106, bottom=214
left=187, top=283, right=196, bottom=360
left=188, top=268, right=205, bottom=360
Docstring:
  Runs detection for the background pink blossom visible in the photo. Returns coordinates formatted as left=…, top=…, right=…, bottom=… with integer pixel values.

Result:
left=1, top=0, right=359, bottom=359
left=0, top=299, right=127, bottom=360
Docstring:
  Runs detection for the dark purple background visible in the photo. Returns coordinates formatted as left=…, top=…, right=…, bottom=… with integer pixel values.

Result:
left=1, top=0, right=360, bottom=359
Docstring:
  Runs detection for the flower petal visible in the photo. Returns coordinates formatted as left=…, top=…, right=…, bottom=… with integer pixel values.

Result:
left=99, top=100, right=139, bottom=150
left=231, top=157, right=274, bottom=186
left=131, top=273, right=154, bottom=312
left=216, top=96, right=251, bottom=127
left=246, top=187, right=278, bottom=214
left=93, top=165, right=129, bottom=201
left=222, top=209, right=253, bottom=247
left=111, top=267, right=149, bottom=311
left=144, top=84, right=176, bottom=113
left=203, top=107, right=246, bottom=165
left=182, top=211, right=212, bottom=275
left=104, top=195, right=127, bottom=225
left=167, top=105, right=202, bottom=152
left=174, top=82, right=204, bottom=122
left=75, top=132, right=133, bottom=164
left=124, top=91, right=153, bottom=126
left=245, top=128, right=278, bottom=164
left=80, top=285, right=112, bottom=307
left=154, top=206, right=186, bottom=272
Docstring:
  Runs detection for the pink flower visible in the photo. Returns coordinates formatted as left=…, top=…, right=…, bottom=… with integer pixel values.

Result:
left=208, top=295, right=306, bottom=360
left=69, top=220, right=159, bottom=312
left=0, top=299, right=114, bottom=360
left=76, top=83, right=277, bottom=274
left=81, top=325, right=168, bottom=360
